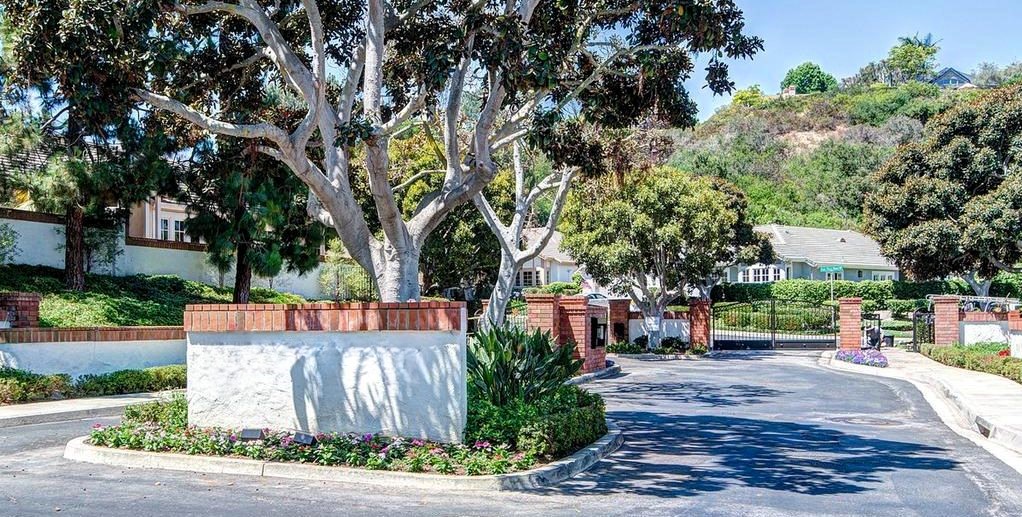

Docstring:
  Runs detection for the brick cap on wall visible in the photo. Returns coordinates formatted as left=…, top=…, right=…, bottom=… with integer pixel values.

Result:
left=838, top=297, right=863, bottom=304
left=184, top=301, right=466, bottom=333
left=0, top=326, right=184, bottom=344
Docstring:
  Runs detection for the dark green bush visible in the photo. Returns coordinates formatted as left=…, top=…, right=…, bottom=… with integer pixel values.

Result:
left=921, top=344, right=1021, bottom=385
left=74, top=365, right=186, bottom=397
left=468, top=326, right=582, bottom=406
left=466, top=385, right=606, bottom=459
left=0, top=368, right=73, bottom=404
left=607, top=341, right=647, bottom=354
left=659, top=337, right=688, bottom=353
left=524, top=281, right=581, bottom=295
left=123, top=393, right=188, bottom=430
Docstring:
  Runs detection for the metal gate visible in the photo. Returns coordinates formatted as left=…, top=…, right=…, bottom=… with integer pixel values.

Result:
left=910, top=310, right=935, bottom=352
left=712, top=299, right=838, bottom=350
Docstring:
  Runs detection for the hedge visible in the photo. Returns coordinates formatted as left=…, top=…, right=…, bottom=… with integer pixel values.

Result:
left=921, top=344, right=1022, bottom=385
left=0, top=365, right=186, bottom=405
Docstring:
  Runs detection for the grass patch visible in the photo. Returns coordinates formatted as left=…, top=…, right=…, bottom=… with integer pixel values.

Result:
left=921, top=343, right=1022, bottom=385
left=0, top=264, right=303, bottom=327
left=0, top=365, right=185, bottom=405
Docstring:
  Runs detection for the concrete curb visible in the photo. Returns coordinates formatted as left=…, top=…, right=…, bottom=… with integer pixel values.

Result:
left=63, top=422, right=623, bottom=491
left=819, top=351, right=1022, bottom=456
left=0, top=390, right=184, bottom=429
left=565, top=364, right=622, bottom=385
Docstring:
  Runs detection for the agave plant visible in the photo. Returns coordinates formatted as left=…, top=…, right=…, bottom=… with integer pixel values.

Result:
left=467, top=325, right=583, bottom=406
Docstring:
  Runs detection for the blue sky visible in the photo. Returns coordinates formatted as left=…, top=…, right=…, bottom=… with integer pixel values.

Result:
left=685, top=0, right=1022, bottom=120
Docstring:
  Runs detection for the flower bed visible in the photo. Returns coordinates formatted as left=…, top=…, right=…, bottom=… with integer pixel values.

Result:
left=835, top=349, right=889, bottom=368
left=0, top=365, right=186, bottom=405
left=921, top=343, right=1022, bottom=384
left=90, top=387, right=605, bottom=476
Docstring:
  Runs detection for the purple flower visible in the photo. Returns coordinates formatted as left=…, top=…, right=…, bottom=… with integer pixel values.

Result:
left=281, top=436, right=294, bottom=447
left=229, top=434, right=238, bottom=443
left=473, top=440, right=491, bottom=450
left=411, top=439, right=425, bottom=447
left=362, top=433, right=374, bottom=443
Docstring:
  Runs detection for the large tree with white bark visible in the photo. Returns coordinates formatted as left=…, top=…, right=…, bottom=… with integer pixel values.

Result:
left=72, top=0, right=761, bottom=301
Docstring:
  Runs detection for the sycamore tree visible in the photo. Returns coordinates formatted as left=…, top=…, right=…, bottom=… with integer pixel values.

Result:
left=123, top=0, right=761, bottom=301
left=561, top=167, right=769, bottom=346
left=864, top=85, right=1022, bottom=296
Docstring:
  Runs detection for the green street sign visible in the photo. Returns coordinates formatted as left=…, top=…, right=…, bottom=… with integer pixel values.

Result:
left=819, top=265, right=844, bottom=273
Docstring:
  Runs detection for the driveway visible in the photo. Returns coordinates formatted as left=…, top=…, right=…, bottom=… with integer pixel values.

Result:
left=3, top=352, right=1022, bottom=516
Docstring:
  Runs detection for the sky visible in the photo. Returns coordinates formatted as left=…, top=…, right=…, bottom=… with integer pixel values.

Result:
left=685, top=0, right=1022, bottom=120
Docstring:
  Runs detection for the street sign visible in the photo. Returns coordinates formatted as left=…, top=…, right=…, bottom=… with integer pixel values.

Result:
left=819, top=265, right=844, bottom=273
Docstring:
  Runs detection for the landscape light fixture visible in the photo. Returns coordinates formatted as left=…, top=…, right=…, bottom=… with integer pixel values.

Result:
left=238, top=428, right=266, bottom=441
left=293, top=431, right=317, bottom=446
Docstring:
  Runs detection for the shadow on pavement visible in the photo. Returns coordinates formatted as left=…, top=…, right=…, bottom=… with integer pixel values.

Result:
left=541, top=413, right=957, bottom=498
left=601, top=381, right=785, bottom=408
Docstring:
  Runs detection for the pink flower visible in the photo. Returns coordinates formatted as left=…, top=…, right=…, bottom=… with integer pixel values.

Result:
left=411, top=439, right=425, bottom=447
left=473, top=440, right=491, bottom=450
left=91, top=423, right=104, bottom=430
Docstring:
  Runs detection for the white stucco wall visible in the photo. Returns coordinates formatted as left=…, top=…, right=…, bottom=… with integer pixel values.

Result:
left=0, top=340, right=185, bottom=378
left=1011, top=334, right=1022, bottom=358
left=187, top=328, right=467, bottom=442
left=628, top=318, right=690, bottom=343
left=959, top=321, right=1010, bottom=346
left=4, top=218, right=65, bottom=268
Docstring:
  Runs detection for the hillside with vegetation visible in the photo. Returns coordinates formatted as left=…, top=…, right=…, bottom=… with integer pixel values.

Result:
left=670, top=81, right=980, bottom=229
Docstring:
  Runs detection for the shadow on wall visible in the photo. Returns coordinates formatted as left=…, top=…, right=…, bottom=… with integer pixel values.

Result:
left=543, top=412, right=957, bottom=498
left=289, top=335, right=466, bottom=442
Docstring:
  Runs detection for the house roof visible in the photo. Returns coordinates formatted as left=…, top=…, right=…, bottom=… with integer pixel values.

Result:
left=929, top=67, right=972, bottom=85
left=754, top=224, right=896, bottom=270
left=522, top=228, right=574, bottom=263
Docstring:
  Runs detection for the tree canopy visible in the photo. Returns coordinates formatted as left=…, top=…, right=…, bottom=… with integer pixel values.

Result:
left=780, top=62, right=837, bottom=94
left=863, top=85, right=1022, bottom=293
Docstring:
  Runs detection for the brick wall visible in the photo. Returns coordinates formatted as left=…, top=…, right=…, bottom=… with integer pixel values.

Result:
left=689, top=300, right=711, bottom=348
left=0, top=326, right=184, bottom=344
left=0, top=292, right=41, bottom=328
left=932, top=296, right=961, bottom=346
left=838, top=297, right=862, bottom=351
left=524, top=294, right=560, bottom=338
left=525, top=294, right=606, bottom=374
left=184, top=301, right=465, bottom=332
left=583, top=304, right=608, bottom=373
left=608, top=299, right=630, bottom=344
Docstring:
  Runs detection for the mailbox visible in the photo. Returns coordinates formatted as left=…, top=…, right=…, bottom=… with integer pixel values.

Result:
left=590, top=316, right=607, bottom=348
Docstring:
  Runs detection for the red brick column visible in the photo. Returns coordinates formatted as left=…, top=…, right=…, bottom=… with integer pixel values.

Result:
left=689, top=300, right=711, bottom=349
left=524, top=294, right=560, bottom=338
left=608, top=299, right=630, bottom=344
left=839, top=297, right=862, bottom=351
left=932, top=296, right=962, bottom=346
left=0, top=292, right=41, bottom=328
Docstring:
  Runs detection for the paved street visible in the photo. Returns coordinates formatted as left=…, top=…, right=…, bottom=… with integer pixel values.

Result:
left=3, top=352, right=1022, bottom=516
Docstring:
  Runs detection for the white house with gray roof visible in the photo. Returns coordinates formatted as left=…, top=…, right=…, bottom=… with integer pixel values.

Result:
left=723, top=224, right=900, bottom=284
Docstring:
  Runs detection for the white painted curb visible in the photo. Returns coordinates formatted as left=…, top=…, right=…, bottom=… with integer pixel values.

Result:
left=63, top=422, right=623, bottom=491
left=565, top=364, right=622, bottom=385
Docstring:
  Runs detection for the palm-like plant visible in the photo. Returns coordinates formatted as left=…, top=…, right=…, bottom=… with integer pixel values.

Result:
left=467, top=326, right=583, bottom=406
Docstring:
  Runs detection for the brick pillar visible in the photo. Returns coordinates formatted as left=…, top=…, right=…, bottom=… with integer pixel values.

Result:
left=838, top=297, right=862, bottom=351
left=689, top=300, right=711, bottom=349
left=608, top=299, right=630, bottom=344
left=0, top=292, right=41, bottom=328
left=524, top=294, right=560, bottom=337
left=933, top=295, right=962, bottom=347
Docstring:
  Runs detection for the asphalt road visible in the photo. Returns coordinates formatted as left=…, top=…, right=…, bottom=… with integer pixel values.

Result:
left=3, top=352, right=1022, bottom=516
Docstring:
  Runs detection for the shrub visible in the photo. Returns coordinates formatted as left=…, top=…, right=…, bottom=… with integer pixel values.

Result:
left=467, top=326, right=582, bottom=406
left=523, top=281, right=581, bottom=295
left=0, top=368, right=73, bottom=404
left=123, top=393, right=188, bottom=430
left=632, top=335, right=649, bottom=349
left=74, top=365, right=186, bottom=397
left=659, top=337, right=689, bottom=353
left=921, top=344, right=1022, bottom=385
left=607, top=341, right=647, bottom=354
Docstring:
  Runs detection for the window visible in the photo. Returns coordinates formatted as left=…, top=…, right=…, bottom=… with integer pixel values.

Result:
left=786, top=266, right=792, bottom=280
left=160, top=219, right=169, bottom=240
left=857, top=270, right=863, bottom=279
left=741, top=264, right=782, bottom=284
left=826, top=272, right=844, bottom=281
left=174, top=220, right=185, bottom=242
left=522, top=271, right=535, bottom=287
left=872, top=272, right=896, bottom=281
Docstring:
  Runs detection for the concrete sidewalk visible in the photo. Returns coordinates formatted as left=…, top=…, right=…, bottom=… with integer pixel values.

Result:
left=0, top=390, right=180, bottom=428
left=824, top=349, right=1022, bottom=455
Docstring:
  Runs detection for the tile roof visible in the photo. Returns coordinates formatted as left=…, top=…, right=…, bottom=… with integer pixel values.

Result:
left=755, top=224, right=896, bottom=269
left=522, top=228, right=574, bottom=263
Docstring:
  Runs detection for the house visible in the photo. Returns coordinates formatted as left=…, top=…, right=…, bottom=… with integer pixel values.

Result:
left=724, top=224, right=900, bottom=284
left=516, top=229, right=581, bottom=288
left=126, top=197, right=198, bottom=243
left=929, top=67, right=975, bottom=89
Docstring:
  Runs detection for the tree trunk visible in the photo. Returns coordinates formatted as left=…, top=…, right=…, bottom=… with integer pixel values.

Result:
left=964, top=272, right=992, bottom=297
left=641, top=307, right=665, bottom=349
left=373, top=246, right=421, bottom=302
left=64, top=204, right=86, bottom=291
left=483, top=251, right=518, bottom=328
left=233, top=242, right=252, bottom=304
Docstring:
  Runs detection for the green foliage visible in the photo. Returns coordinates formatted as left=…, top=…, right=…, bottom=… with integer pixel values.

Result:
left=319, top=239, right=377, bottom=302
left=731, top=85, right=768, bottom=107
left=887, top=38, right=939, bottom=81
left=842, top=82, right=942, bottom=126
left=0, top=264, right=302, bottom=327
left=0, top=365, right=184, bottom=405
left=466, top=385, right=605, bottom=459
left=607, top=341, right=648, bottom=354
left=781, top=62, right=837, bottom=94
left=716, top=278, right=974, bottom=309
left=864, top=85, right=1022, bottom=283
left=524, top=281, right=580, bottom=295
left=0, top=223, right=19, bottom=264
left=467, top=326, right=583, bottom=406
left=922, top=344, right=1022, bottom=385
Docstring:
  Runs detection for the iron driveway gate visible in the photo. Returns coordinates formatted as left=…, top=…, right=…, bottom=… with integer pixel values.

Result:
left=712, top=299, right=838, bottom=350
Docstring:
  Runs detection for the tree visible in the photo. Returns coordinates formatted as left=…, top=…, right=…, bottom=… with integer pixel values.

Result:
left=176, top=140, right=326, bottom=303
left=780, top=62, right=837, bottom=94
left=130, top=0, right=762, bottom=302
left=561, top=167, right=769, bottom=346
left=887, top=37, right=939, bottom=82
left=971, top=61, right=1022, bottom=87
left=863, top=85, right=1022, bottom=296
left=1, top=1, right=171, bottom=290
left=731, top=85, right=767, bottom=107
